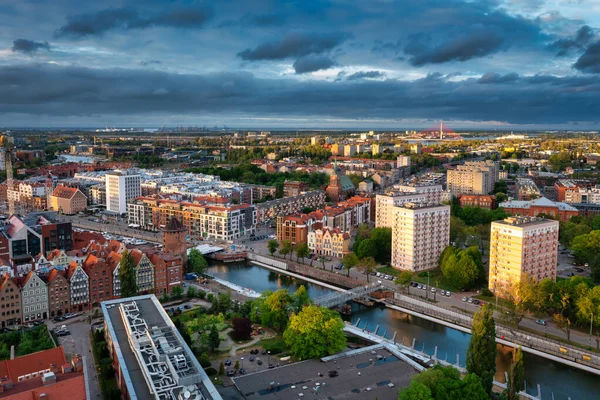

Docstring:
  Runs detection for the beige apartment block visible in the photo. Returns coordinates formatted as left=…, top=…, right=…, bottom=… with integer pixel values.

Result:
left=375, top=192, right=427, bottom=228
left=391, top=203, right=450, bottom=272
left=488, top=216, right=559, bottom=298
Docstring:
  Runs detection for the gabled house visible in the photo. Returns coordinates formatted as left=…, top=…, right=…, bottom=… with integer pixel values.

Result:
left=46, top=249, right=72, bottom=266
left=47, top=269, right=70, bottom=317
left=82, top=254, right=113, bottom=306
left=106, top=251, right=121, bottom=299
left=67, top=262, right=89, bottom=312
left=0, top=274, right=21, bottom=328
left=20, top=271, right=48, bottom=322
left=130, top=249, right=154, bottom=294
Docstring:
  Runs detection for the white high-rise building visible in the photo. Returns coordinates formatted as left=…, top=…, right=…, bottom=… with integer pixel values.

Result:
left=397, top=155, right=411, bottom=168
left=106, top=170, right=141, bottom=214
left=391, top=202, right=450, bottom=272
left=375, top=192, right=427, bottom=228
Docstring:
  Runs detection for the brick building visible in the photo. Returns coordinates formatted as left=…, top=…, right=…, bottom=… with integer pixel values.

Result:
left=499, top=197, right=578, bottom=222
left=283, top=180, right=309, bottom=197
left=47, top=269, right=70, bottom=317
left=458, top=194, right=497, bottom=210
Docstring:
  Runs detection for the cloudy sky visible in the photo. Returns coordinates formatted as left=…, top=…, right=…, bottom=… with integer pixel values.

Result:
left=1, top=0, right=600, bottom=129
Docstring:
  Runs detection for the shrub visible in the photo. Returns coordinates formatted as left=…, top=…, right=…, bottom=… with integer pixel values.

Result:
left=198, top=290, right=207, bottom=299
left=207, top=293, right=214, bottom=302
left=482, top=287, right=493, bottom=297
left=206, top=367, right=218, bottom=376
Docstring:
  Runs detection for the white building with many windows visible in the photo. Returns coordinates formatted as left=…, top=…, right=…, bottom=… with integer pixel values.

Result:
left=106, top=170, right=141, bottom=214
left=20, top=271, right=49, bottom=322
left=391, top=202, right=450, bottom=272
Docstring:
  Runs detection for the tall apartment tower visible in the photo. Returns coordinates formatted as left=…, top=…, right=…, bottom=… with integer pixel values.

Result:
left=105, top=170, right=141, bottom=214
left=391, top=202, right=450, bottom=271
left=375, top=192, right=427, bottom=228
left=488, top=216, right=559, bottom=297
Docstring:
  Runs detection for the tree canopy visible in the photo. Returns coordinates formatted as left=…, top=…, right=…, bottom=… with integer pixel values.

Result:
left=283, top=305, right=346, bottom=360
left=439, top=246, right=484, bottom=290
left=466, top=304, right=497, bottom=395
left=188, top=248, right=208, bottom=275
left=398, top=365, right=488, bottom=400
left=119, top=250, right=138, bottom=298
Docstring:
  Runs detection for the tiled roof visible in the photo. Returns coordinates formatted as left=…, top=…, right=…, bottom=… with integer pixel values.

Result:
left=0, top=346, right=67, bottom=382
left=51, top=185, right=79, bottom=199
left=6, top=372, right=86, bottom=400
left=46, top=249, right=63, bottom=261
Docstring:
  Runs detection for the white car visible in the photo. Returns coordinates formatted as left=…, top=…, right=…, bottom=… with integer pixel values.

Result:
left=462, top=296, right=467, bottom=302
left=445, top=291, right=451, bottom=297
left=430, top=287, right=436, bottom=293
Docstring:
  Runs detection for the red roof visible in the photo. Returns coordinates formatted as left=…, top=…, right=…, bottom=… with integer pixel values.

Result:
left=0, top=347, right=67, bottom=382
left=46, top=249, right=63, bottom=261
left=51, top=185, right=81, bottom=200
left=4, top=372, right=85, bottom=400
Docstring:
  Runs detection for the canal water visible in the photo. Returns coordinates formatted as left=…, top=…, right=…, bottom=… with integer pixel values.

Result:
left=208, top=263, right=598, bottom=399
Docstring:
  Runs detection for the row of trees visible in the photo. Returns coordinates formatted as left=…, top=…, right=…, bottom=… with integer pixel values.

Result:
left=352, top=224, right=392, bottom=264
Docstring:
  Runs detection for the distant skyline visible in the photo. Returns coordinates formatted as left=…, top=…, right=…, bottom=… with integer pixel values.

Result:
left=1, top=0, right=600, bottom=128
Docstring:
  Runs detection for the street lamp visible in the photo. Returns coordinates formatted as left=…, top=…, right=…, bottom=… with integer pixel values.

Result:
left=241, top=357, right=244, bottom=369
left=590, top=313, right=594, bottom=345
left=268, top=351, right=271, bottom=367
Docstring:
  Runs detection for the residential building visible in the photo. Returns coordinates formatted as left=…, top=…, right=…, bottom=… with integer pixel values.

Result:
left=46, top=249, right=72, bottom=266
left=375, top=192, right=427, bottom=228
left=358, top=179, right=373, bottom=193
left=372, top=143, right=382, bottom=156
left=331, top=143, right=342, bottom=156
left=255, top=190, right=326, bottom=223
left=149, top=252, right=183, bottom=296
left=554, top=179, right=583, bottom=202
left=516, top=178, right=541, bottom=200
left=276, top=215, right=309, bottom=244
left=392, top=184, right=445, bottom=204
left=101, top=295, right=221, bottom=399
left=83, top=253, right=113, bottom=306
left=0, top=347, right=86, bottom=400
left=106, top=170, right=141, bottom=214
left=344, top=145, right=357, bottom=157
left=488, top=216, right=559, bottom=297
left=90, top=184, right=106, bottom=205
left=131, top=249, right=155, bottom=294
left=391, top=203, right=450, bottom=272
left=283, top=180, right=309, bottom=197
left=50, top=185, right=88, bottom=215
left=67, top=262, right=90, bottom=312
left=307, top=228, right=350, bottom=258
left=397, top=155, right=411, bottom=167
left=47, top=269, right=70, bottom=317
left=0, top=274, right=21, bottom=327
left=250, top=184, right=277, bottom=202
left=20, top=271, right=49, bottom=322
left=458, top=194, right=496, bottom=210
left=499, top=197, right=579, bottom=222
left=446, top=160, right=499, bottom=195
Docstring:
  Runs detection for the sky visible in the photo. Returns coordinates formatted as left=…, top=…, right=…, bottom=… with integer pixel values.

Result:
left=1, top=0, right=600, bottom=129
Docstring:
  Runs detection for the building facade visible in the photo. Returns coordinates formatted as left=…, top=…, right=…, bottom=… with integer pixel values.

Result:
left=283, top=181, right=309, bottom=197
left=20, top=271, right=49, bottom=322
left=375, top=192, right=427, bottom=228
left=458, top=194, right=496, bottom=210
left=67, top=263, right=90, bottom=312
left=447, top=160, right=499, bottom=196
left=499, top=197, right=579, bottom=222
left=276, top=215, right=309, bottom=244
left=50, top=185, right=88, bottom=215
left=106, top=171, right=141, bottom=214
left=47, top=269, right=70, bottom=317
left=391, top=203, right=450, bottom=272
left=307, top=228, right=350, bottom=258
left=488, top=216, right=559, bottom=297
left=131, top=250, right=155, bottom=294
left=0, top=274, right=21, bottom=327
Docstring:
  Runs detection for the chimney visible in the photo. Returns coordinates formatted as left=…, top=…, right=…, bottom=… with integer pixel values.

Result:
left=9, top=345, right=14, bottom=360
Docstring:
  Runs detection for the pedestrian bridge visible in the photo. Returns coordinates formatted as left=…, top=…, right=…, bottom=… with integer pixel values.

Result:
left=313, top=282, right=384, bottom=308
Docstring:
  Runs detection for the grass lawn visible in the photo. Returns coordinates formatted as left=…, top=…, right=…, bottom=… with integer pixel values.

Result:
left=257, top=336, right=287, bottom=355
left=377, top=266, right=399, bottom=277
left=377, top=267, right=462, bottom=292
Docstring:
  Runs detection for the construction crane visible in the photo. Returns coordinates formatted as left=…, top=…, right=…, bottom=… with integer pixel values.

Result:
left=5, top=147, right=13, bottom=216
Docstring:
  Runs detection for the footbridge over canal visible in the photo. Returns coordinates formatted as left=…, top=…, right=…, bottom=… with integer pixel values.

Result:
left=314, top=282, right=385, bottom=308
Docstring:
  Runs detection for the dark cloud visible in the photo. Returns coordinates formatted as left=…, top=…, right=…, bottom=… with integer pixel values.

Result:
left=54, top=6, right=213, bottom=38
left=220, top=13, right=285, bottom=28
left=11, top=39, right=50, bottom=54
left=550, top=25, right=596, bottom=56
left=293, top=55, right=336, bottom=74
left=346, top=71, right=385, bottom=80
left=478, top=72, right=520, bottom=84
left=238, top=31, right=349, bottom=61
left=404, top=31, right=504, bottom=66
left=140, top=60, right=162, bottom=66
left=574, top=40, right=600, bottom=74
left=1, top=63, right=599, bottom=126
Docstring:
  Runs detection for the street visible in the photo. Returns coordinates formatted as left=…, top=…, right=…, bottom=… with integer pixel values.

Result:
left=60, top=214, right=162, bottom=243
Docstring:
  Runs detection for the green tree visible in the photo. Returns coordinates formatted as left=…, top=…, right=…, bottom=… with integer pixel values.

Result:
left=466, top=304, right=497, bottom=395
left=279, top=240, right=292, bottom=259
left=119, top=250, right=138, bottom=298
left=358, top=257, right=377, bottom=282
left=395, top=271, right=414, bottom=294
left=283, top=305, right=346, bottom=359
left=296, top=242, right=310, bottom=263
left=208, top=326, right=220, bottom=351
left=506, top=346, right=524, bottom=400
left=495, top=192, right=508, bottom=203
left=188, top=248, right=208, bottom=275
left=398, top=381, right=433, bottom=400
left=171, top=286, right=184, bottom=300
left=357, top=239, right=378, bottom=259
left=187, top=286, right=197, bottom=298
left=371, top=227, right=392, bottom=264
left=292, top=285, right=311, bottom=312
left=260, top=289, right=293, bottom=331
left=342, top=252, right=359, bottom=277
left=398, top=365, right=487, bottom=400
left=267, top=239, right=279, bottom=256
left=219, top=361, right=225, bottom=375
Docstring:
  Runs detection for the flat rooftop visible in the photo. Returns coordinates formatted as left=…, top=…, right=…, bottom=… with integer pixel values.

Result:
left=232, top=348, right=416, bottom=400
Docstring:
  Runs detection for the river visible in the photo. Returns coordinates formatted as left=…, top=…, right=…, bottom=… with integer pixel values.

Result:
left=208, top=263, right=598, bottom=399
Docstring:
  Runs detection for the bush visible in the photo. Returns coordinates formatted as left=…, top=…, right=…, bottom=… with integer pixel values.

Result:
left=205, top=367, right=218, bottom=376
left=197, top=352, right=212, bottom=368
left=198, top=290, right=207, bottom=299
left=231, top=317, right=253, bottom=341
left=418, top=272, right=428, bottom=277
left=207, top=293, right=214, bottom=303
left=482, top=288, right=493, bottom=297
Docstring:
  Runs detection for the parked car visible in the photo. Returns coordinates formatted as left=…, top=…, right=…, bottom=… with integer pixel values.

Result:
left=445, top=291, right=451, bottom=297
left=239, top=368, right=246, bottom=375
left=184, top=304, right=192, bottom=310
left=472, top=299, right=480, bottom=305
left=257, top=359, right=263, bottom=365
left=467, top=297, right=473, bottom=303
left=411, top=282, right=418, bottom=287
left=462, top=296, right=468, bottom=302
left=535, top=319, right=547, bottom=326
left=56, top=330, right=70, bottom=337
left=430, top=287, right=436, bottom=293
left=224, top=359, right=231, bottom=366
left=53, top=316, right=65, bottom=322
left=226, top=370, right=235, bottom=377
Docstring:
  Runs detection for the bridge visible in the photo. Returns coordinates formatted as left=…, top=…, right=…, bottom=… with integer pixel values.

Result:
left=313, top=282, right=384, bottom=308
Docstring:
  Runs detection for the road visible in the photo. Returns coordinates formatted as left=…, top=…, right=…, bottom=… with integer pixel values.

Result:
left=59, top=214, right=162, bottom=243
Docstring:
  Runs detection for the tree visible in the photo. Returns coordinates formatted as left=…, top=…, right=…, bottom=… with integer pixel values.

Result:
left=296, top=242, right=310, bottom=263
left=231, top=317, right=253, bottom=341
left=188, top=248, right=208, bottom=275
left=216, top=292, right=232, bottom=314
left=342, top=252, right=359, bottom=277
left=358, top=257, right=377, bottom=282
left=219, top=361, right=225, bottom=375
left=119, top=250, right=138, bottom=298
left=357, top=239, right=378, bottom=259
left=260, top=289, right=293, bottom=331
left=466, top=304, right=497, bottom=395
left=208, top=326, right=220, bottom=351
left=267, top=239, right=279, bottom=256
left=292, top=285, right=311, bottom=312
left=495, top=192, right=508, bottom=203
left=187, top=286, right=197, bottom=298
left=506, top=346, right=524, bottom=400
left=171, top=286, right=184, bottom=300
left=283, top=305, right=346, bottom=359
left=398, top=365, right=487, bottom=400
left=371, top=227, right=392, bottom=264
left=395, top=271, right=413, bottom=294
left=279, top=240, right=292, bottom=259
left=440, top=246, right=481, bottom=290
